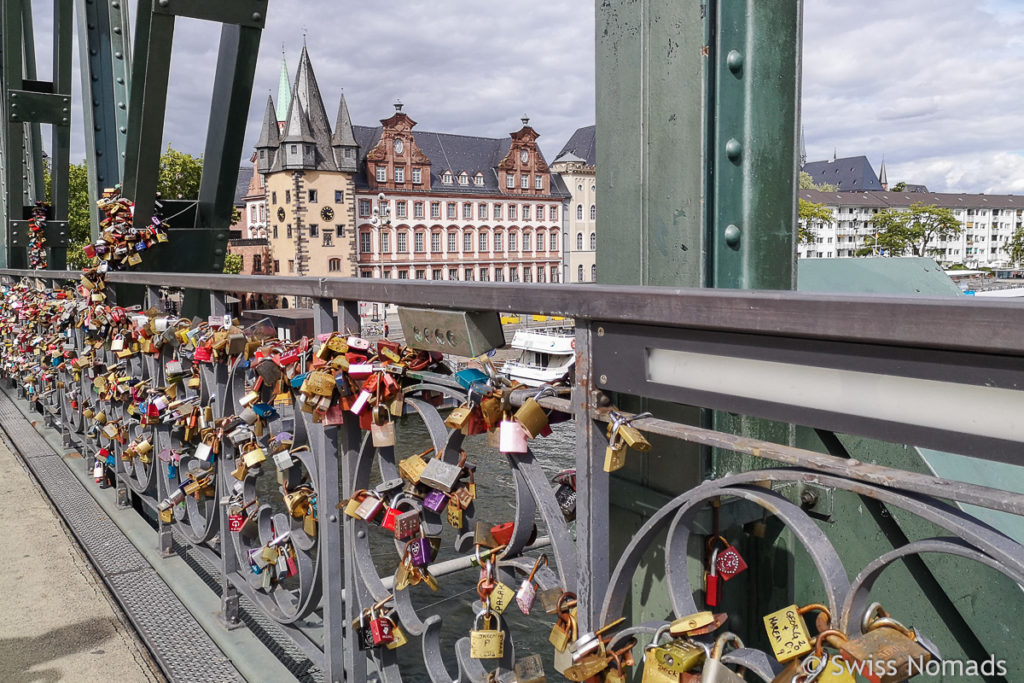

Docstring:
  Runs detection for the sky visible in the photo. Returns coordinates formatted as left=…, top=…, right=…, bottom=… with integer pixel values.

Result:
left=29, top=0, right=1024, bottom=194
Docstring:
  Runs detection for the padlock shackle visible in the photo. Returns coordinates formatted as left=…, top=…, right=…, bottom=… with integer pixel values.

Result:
left=526, top=553, right=548, bottom=582
left=815, top=628, right=849, bottom=657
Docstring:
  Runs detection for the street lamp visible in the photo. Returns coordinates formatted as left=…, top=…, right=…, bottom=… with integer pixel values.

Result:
left=370, top=192, right=391, bottom=229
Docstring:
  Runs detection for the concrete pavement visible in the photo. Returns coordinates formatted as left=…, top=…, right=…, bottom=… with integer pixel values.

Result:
left=0, top=440, right=164, bottom=683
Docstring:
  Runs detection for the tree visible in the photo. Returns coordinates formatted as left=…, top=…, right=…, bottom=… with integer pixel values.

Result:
left=1008, top=227, right=1024, bottom=267
left=64, top=146, right=204, bottom=267
left=222, top=253, right=243, bottom=274
left=799, top=171, right=837, bottom=192
left=856, top=203, right=961, bottom=258
left=892, top=181, right=907, bottom=192
left=798, top=199, right=832, bottom=244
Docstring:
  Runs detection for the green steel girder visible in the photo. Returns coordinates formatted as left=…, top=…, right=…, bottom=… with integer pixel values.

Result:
left=152, top=0, right=268, bottom=29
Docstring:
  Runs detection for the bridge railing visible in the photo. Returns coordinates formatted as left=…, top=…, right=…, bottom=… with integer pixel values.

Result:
left=2, top=267, right=1023, bottom=682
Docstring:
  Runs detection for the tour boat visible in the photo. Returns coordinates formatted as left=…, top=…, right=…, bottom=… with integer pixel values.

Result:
left=501, top=326, right=576, bottom=387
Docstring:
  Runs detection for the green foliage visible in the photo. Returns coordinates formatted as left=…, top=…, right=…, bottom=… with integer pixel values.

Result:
left=798, top=199, right=832, bottom=244
left=222, top=253, right=243, bottom=275
left=892, top=181, right=907, bottom=192
left=1008, top=227, right=1024, bottom=267
left=856, top=203, right=961, bottom=258
left=157, top=146, right=203, bottom=200
left=799, top=171, right=837, bottom=192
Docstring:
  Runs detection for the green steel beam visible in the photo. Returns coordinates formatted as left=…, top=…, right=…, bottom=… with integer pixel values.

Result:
left=151, top=0, right=268, bottom=29
left=75, top=0, right=132, bottom=238
left=3, top=0, right=28, bottom=268
left=20, top=1, right=45, bottom=209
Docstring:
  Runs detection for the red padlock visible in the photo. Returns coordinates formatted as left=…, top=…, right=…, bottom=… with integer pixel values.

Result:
left=705, top=547, right=720, bottom=607
left=381, top=506, right=399, bottom=532
left=714, top=538, right=748, bottom=581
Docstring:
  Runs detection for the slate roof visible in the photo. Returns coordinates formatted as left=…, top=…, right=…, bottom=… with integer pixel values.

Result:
left=256, top=96, right=280, bottom=148
left=556, top=125, right=596, bottom=166
left=800, top=189, right=1024, bottom=210
left=279, top=46, right=336, bottom=171
left=352, top=125, right=569, bottom=199
left=233, top=167, right=251, bottom=206
left=802, top=156, right=883, bottom=192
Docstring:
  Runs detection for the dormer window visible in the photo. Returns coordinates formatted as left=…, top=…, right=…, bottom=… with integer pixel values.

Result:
left=475, top=173, right=484, bottom=187
left=459, top=172, right=469, bottom=186
left=443, top=171, right=453, bottom=184
left=377, top=167, right=387, bottom=182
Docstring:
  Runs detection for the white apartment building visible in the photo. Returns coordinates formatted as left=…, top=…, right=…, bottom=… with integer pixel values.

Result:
left=552, top=126, right=598, bottom=283
left=799, top=189, right=1024, bottom=268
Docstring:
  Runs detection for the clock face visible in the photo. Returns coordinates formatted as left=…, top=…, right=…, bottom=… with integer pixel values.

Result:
left=520, top=150, right=529, bottom=163
left=394, top=138, right=404, bottom=154
left=321, top=206, right=335, bottom=221
left=277, top=207, right=286, bottom=221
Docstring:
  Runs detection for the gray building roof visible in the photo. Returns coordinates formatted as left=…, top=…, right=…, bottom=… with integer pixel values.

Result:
left=233, top=166, right=251, bottom=206
left=556, top=125, right=596, bottom=167
left=352, top=125, right=570, bottom=199
left=276, top=46, right=336, bottom=171
left=802, top=156, right=883, bottom=192
left=800, top=189, right=1024, bottom=210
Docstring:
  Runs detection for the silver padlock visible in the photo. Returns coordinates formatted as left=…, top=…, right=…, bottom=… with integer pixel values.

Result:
left=418, top=451, right=465, bottom=493
left=700, top=632, right=746, bottom=683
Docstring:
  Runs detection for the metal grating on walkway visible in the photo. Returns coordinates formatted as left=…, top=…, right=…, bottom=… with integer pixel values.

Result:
left=0, top=389, right=244, bottom=683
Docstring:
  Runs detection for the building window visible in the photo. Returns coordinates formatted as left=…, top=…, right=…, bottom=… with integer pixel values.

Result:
left=287, top=225, right=293, bottom=239
left=464, top=268, right=474, bottom=281
left=590, top=204, right=596, bottom=220
left=591, top=264, right=597, bottom=280
left=524, top=268, right=532, bottom=283
left=448, top=233, right=457, bottom=252
left=335, top=190, right=344, bottom=203
left=447, top=203, right=457, bottom=220
left=479, top=269, right=489, bottom=282
left=577, top=233, right=583, bottom=250
left=291, top=145, right=297, bottom=154
left=495, top=269, right=504, bottom=282
left=345, top=148, right=354, bottom=159
left=475, top=173, right=484, bottom=187
left=478, top=203, right=488, bottom=220
left=578, top=265, right=584, bottom=282
left=443, top=171, right=453, bottom=184
left=328, top=258, right=342, bottom=272
left=577, top=204, right=583, bottom=220
left=449, top=268, right=458, bottom=280
left=432, top=268, right=442, bottom=280
left=381, top=232, right=391, bottom=253
left=509, top=205, right=518, bottom=221
left=550, top=206, right=558, bottom=221
left=523, top=234, right=531, bottom=252
left=396, top=201, right=407, bottom=219
left=479, top=233, right=488, bottom=252
left=359, top=199, right=371, bottom=217
left=336, top=224, right=345, bottom=237
left=494, top=233, right=504, bottom=252
left=551, top=267, right=559, bottom=283
left=274, top=259, right=280, bottom=273
left=285, top=190, right=291, bottom=203
left=395, top=167, right=405, bottom=183
left=272, top=226, right=278, bottom=239
left=309, top=224, right=319, bottom=237
left=521, top=174, right=529, bottom=189
left=253, top=254, right=262, bottom=272
left=412, top=168, right=422, bottom=184
left=535, top=175, right=543, bottom=190
left=506, top=174, right=515, bottom=189
left=430, top=202, right=441, bottom=219
left=416, top=269, right=426, bottom=279
left=398, top=270, right=409, bottom=279
left=510, top=267, right=519, bottom=282
left=397, top=232, right=408, bottom=253
left=464, top=232, right=473, bottom=252
left=271, top=191, right=277, bottom=204
left=377, top=167, right=387, bottom=182
left=509, top=232, right=518, bottom=252
left=459, top=172, right=468, bottom=185
left=431, top=232, right=441, bottom=252
left=494, top=204, right=502, bottom=220
left=249, top=205, right=256, bottom=222
left=308, top=190, right=317, bottom=203
left=534, top=205, right=544, bottom=224
left=414, top=202, right=424, bottom=219
left=288, top=259, right=295, bottom=273
left=463, top=203, right=473, bottom=220
left=590, top=233, right=596, bottom=250
left=550, top=233, right=558, bottom=251
left=523, top=205, right=531, bottom=221
left=323, top=229, right=333, bottom=247
left=360, top=232, right=371, bottom=253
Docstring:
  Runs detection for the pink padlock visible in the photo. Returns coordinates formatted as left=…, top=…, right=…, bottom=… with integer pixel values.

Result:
left=499, top=419, right=529, bottom=454
left=349, top=389, right=372, bottom=414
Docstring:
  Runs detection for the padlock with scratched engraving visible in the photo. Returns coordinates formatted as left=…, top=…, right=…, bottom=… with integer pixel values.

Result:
left=469, top=608, right=505, bottom=659
left=837, top=604, right=931, bottom=683
left=643, top=624, right=707, bottom=683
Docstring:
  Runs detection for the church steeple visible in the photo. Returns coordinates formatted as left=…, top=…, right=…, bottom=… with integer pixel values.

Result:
left=289, top=45, right=337, bottom=171
left=332, top=91, right=359, bottom=173
left=878, top=156, right=888, bottom=190
left=799, top=125, right=807, bottom=167
left=276, top=52, right=291, bottom=127
left=256, top=95, right=279, bottom=174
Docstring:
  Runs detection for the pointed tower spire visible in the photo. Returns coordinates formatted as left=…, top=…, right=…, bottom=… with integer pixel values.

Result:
left=799, top=125, right=807, bottom=167
left=256, top=95, right=279, bottom=174
left=878, top=156, right=888, bottom=190
left=280, top=100, right=316, bottom=170
left=288, top=45, right=337, bottom=170
left=833, top=147, right=837, bottom=162
left=332, top=90, right=359, bottom=172
left=276, top=52, right=291, bottom=124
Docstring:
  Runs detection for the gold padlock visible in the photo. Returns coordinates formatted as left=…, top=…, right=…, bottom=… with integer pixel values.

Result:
left=444, top=404, right=473, bottom=430
left=513, top=387, right=552, bottom=438
left=763, top=604, right=813, bottom=663
left=469, top=610, right=505, bottom=659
